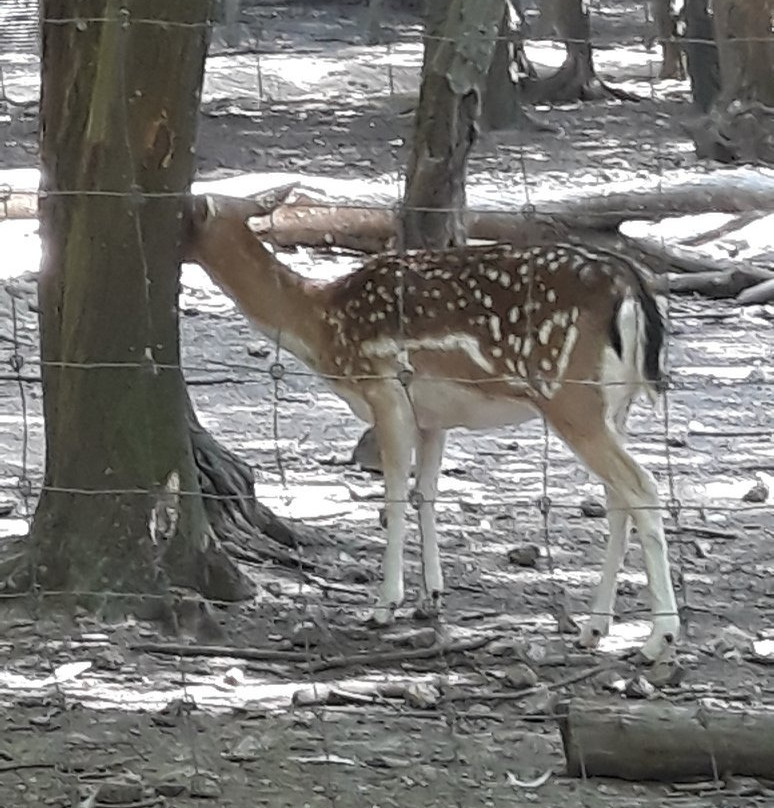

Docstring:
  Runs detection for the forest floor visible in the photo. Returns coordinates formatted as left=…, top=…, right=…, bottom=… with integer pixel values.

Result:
left=1, top=2, right=774, bottom=807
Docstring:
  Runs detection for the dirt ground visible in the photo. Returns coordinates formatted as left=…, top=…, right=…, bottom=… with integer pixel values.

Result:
left=1, top=3, right=774, bottom=807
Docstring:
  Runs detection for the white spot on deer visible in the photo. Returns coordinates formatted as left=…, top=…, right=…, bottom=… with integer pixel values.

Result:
left=505, top=357, right=516, bottom=373
left=489, top=315, right=502, bottom=342
left=492, top=346, right=503, bottom=358
left=537, top=320, right=553, bottom=345
left=540, top=357, right=553, bottom=372
left=458, top=298, right=468, bottom=309
left=508, top=334, right=522, bottom=353
left=499, top=271, right=511, bottom=287
left=508, top=306, right=520, bottom=324
left=553, top=310, right=570, bottom=328
left=482, top=294, right=493, bottom=309
left=546, top=289, right=557, bottom=303
left=522, top=335, right=534, bottom=357
left=360, top=334, right=496, bottom=374
left=486, top=268, right=499, bottom=282
left=473, top=288, right=482, bottom=301
left=517, top=358, right=527, bottom=377
left=367, top=294, right=376, bottom=304
left=365, top=280, right=374, bottom=292
left=430, top=288, right=441, bottom=299
left=554, top=325, right=579, bottom=380
left=570, top=306, right=580, bottom=323
left=518, top=263, right=530, bottom=277
left=416, top=305, right=425, bottom=316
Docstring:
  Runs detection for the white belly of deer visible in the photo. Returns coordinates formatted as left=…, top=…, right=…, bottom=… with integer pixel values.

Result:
left=408, top=380, right=539, bottom=430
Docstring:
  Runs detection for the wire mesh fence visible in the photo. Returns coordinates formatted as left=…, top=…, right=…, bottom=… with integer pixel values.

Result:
left=1, top=1, right=774, bottom=806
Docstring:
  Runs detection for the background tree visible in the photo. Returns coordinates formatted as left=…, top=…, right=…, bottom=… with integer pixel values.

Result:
left=354, top=0, right=502, bottom=468
left=16, top=0, right=302, bottom=619
left=689, top=0, right=774, bottom=163
left=682, top=0, right=720, bottom=113
left=522, top=0, right=630, bottom=102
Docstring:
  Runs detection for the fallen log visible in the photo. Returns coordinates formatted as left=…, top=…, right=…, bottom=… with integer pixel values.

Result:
left=557, top=697, right=774, bottom=781
left=736, top=277, right=774, bottom=305
left=668, top=266, right=774, bottom=298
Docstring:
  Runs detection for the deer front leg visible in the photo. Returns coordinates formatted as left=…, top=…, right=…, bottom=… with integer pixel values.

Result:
left=368, top=392, right=416, bottom=626
left=414, top=428, right=446, bottom=614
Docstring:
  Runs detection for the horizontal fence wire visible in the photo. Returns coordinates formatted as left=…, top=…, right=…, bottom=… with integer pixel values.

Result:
left=1, top=2, right=774, bottom=807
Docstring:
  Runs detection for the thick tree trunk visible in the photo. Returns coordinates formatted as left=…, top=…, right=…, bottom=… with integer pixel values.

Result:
left=399, top=0, right=502, bottom=250
left=29, top=0, right=252, bottom=612
left=525, top=0, right=633, bottom=103
left=683, top=0, right=720, bottom=112
left=558, top=698, right=774, bottom=781
left=689, top=0, right=774, bottom=163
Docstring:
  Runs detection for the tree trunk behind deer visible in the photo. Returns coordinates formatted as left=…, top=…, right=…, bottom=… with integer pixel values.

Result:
left=354, top=0, right=502, bottom=471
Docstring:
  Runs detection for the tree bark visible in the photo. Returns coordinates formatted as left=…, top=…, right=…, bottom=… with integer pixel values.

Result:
left=482, top=5, right=532, bottom=131
left=558, top=698, right=774, bottom=781
left=650, top=0, right=685, bottom=79
left=524, top=0, right=630, bottom=103
left=356, top=0, right=503, bottom=472
left=29, top=0, right=253, bottom=613
left=399, top=0, right=502, bottom=250
left=689, top=0, right=774, bottom=163
left=683, top=0, right=720, bottom=112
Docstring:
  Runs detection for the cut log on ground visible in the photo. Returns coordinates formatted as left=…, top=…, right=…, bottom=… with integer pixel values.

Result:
left=668, top=266, right=774, bottom=299
left=557, top=697, right=774, bottom=781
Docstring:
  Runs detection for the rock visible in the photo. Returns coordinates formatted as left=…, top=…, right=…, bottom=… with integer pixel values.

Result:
left=580, top=498, right=606, bottom=518
left=503, top=662, right=539, bottom=690
left=404, top=682, right=440, bottom=709
left=624, top=675, right=656, bottom=699
left=507, top=544, right=540, bottom=568
left=742, top=478, right=769, bottom=503
left=94, top=777, right=145, bottom=805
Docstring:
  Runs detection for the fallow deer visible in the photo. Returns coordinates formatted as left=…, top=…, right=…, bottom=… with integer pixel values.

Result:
left=182, top=190, right=680, bottom=663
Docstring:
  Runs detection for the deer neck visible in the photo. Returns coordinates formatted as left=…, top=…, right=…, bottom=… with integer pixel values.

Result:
left=197, top=235, right=325, bottom=367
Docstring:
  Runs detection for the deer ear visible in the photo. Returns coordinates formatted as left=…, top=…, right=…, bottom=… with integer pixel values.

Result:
left=184, top=194, right=217, bottom=228
left=248, top=183, right=297, bottom=218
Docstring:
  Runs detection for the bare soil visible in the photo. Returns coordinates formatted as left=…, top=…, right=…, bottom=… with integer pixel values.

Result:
left=1, top=3, right=774, bottom=807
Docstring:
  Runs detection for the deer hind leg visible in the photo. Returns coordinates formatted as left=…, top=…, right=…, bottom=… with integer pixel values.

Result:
left=414, top=428, right=446, bottom=612
left=368, top=386, right=416, bottom=626
left=546, top=395, right=679, bottom=662
left=578, top=486, right=631, bottom=649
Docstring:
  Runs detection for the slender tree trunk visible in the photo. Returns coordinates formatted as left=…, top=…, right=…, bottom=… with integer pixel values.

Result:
left=29, top=0, right=252, bottom=613
left=354, top=0, right=502, bottom=471
left=482, top=5, right=530, bottom=130
left=683, top=0, right=720, bottom=112
left=650, top=0, right=685, bottom=79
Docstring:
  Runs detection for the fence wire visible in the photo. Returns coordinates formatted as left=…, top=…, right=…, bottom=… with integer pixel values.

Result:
left=1, top=2, right=774, bottom=807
